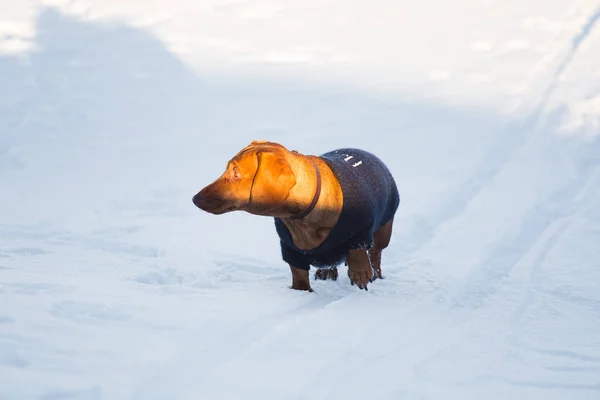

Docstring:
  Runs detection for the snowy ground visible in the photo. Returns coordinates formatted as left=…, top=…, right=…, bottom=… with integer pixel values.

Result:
left=1, top=1, right=600, bottom=399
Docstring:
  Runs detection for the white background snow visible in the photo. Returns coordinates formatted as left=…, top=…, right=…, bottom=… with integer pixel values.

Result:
left=1, top=0, right=600, bottom=399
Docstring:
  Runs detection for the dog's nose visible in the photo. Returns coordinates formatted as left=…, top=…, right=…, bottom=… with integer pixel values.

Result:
left=192, top=192, right=205, bottom=209
left=193, top=189, right=224, bottom=212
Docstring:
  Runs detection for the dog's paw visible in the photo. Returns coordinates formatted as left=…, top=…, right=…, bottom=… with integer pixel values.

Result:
left=348, top=268, right=373, bottom=291
left=290, top=266, right=313, bottom=292
left=290, top=282, right=313, bottom=292
left=314, top=268, right=338, bottom=281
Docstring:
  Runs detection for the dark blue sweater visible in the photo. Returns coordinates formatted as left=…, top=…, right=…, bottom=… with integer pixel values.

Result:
left=274, top=148, right=400, bottom=271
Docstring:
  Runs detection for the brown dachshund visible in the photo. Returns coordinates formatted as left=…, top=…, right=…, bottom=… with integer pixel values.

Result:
left=193, top=140, right=400, bottom=292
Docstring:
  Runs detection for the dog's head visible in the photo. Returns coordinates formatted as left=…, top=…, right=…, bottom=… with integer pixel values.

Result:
left=193, top=141, right=297, bottom=216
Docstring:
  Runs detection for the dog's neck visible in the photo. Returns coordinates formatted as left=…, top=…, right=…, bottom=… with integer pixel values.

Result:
left=287, top=159, right=321, bottom=220
left=277, top=153, right=343, bottom=250
left=283, top=154, right=324, bottom=216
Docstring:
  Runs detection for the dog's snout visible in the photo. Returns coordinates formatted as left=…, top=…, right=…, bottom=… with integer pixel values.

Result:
left=193, top=187, right=228, bottom=213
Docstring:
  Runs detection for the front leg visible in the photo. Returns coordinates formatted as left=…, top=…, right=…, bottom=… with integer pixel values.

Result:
left=289, top=265, right=313, bottom=292
left=346, top=248, right=373, bottom=290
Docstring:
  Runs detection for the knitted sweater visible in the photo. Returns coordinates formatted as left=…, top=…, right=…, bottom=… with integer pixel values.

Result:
left=274, top=148, right=400, bottom=271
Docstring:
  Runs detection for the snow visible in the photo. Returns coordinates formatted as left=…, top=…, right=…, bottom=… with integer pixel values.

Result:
left=1, top=1, right=600, bottom=399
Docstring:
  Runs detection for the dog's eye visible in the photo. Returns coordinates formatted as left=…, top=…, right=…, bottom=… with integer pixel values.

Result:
left=232, top=167, right=241, bottom=179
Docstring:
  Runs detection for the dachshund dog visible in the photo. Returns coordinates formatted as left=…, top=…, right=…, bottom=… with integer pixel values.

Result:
left=193, top=140, right=400, bottom=292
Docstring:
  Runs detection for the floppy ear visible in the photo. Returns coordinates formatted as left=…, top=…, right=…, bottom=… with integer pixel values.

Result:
left=250, top=151, right=297, bottom=214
